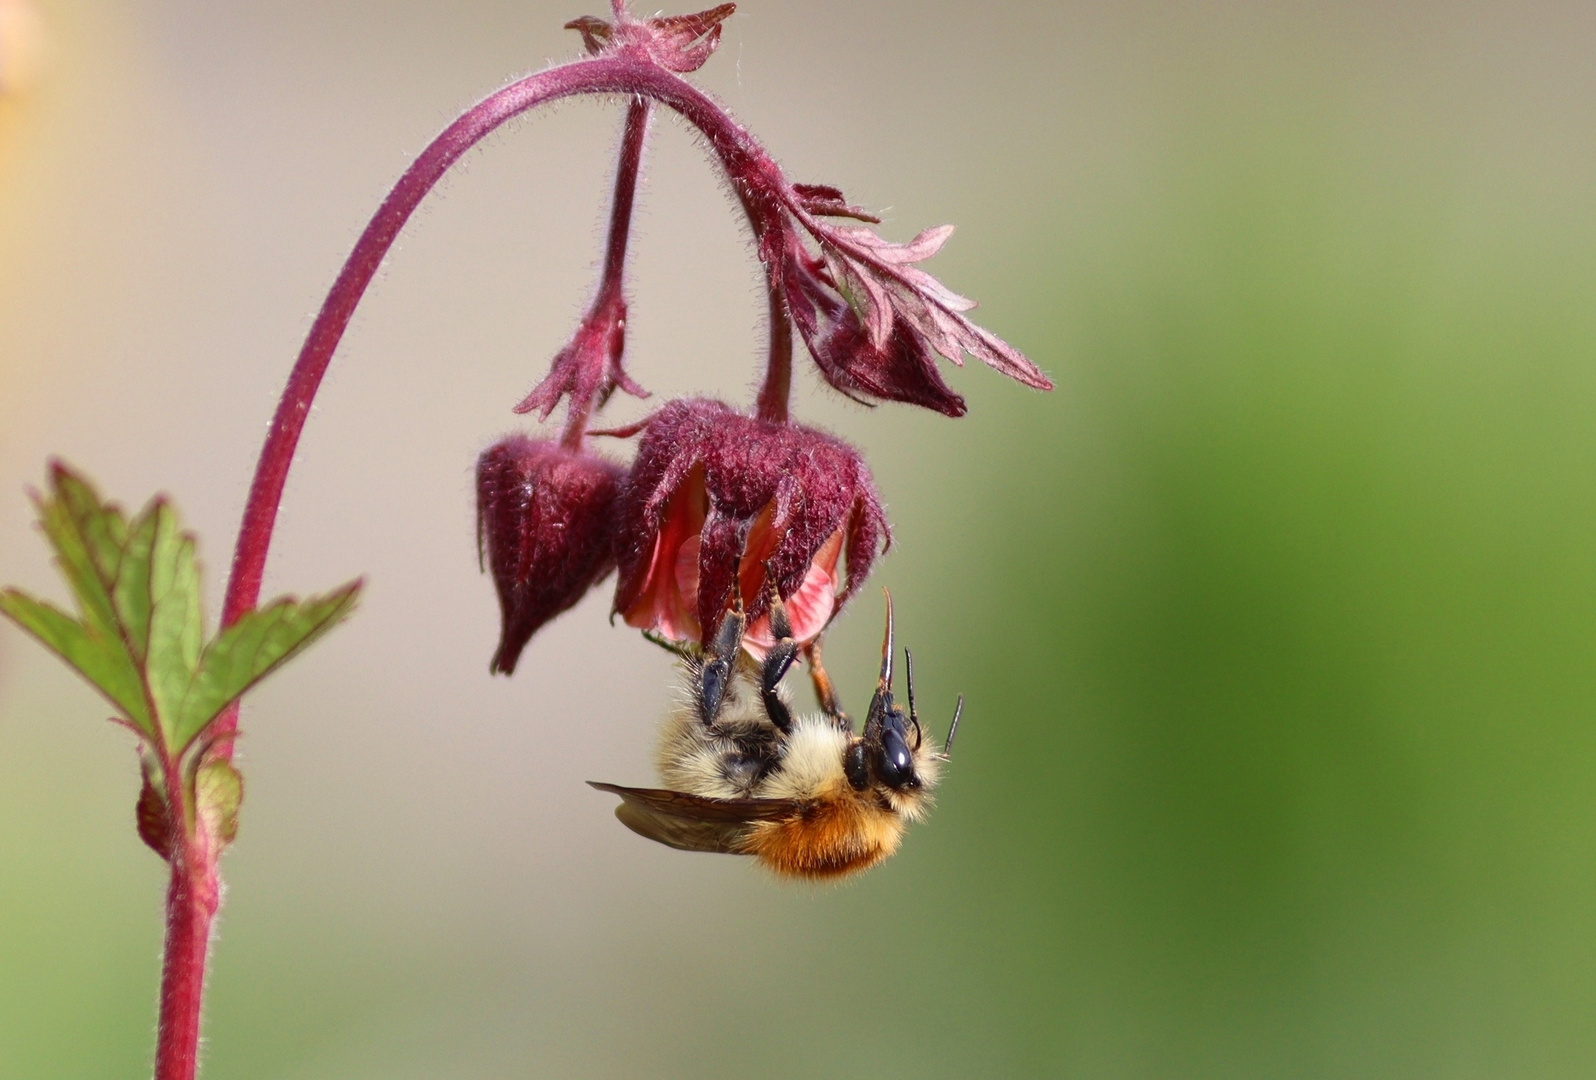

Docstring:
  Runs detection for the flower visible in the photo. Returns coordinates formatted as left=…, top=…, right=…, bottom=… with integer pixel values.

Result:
left=779, top=235, right=969, bottom=417
left=512, top=288, right=645, bottom=421
left=773, top=193, right=1054, bottom=417
left=477, top=436, right=623, bottom=674
left=608, top=398, right=888, bottom=656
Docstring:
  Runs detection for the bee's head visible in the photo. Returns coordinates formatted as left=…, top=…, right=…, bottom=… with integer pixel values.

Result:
left=845, top=704, right=924, bottom=791
left=843, top=593, right=957, bottom=810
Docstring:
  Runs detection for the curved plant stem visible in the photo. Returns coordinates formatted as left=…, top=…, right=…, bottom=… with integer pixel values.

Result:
left=174, top=50, right=804, bottom=1079
left=219, top=53, right=795, bottom=659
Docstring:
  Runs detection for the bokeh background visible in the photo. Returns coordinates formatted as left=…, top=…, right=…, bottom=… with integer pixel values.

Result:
left=4, top=0, right=1596, bottom=1076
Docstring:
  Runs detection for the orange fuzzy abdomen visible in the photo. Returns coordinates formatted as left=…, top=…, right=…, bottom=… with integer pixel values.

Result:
left=742, top=796, right=905, bottom=880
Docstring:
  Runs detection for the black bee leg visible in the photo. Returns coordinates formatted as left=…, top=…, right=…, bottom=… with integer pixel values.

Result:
left=761, top=590, right=798, bottom=733
left=804, top=639, right=850, bottom=729
left=698, top=602, right=747, bottom=725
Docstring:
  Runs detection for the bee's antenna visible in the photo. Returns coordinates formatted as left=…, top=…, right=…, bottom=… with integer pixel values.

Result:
left=943, top=695, right=964, bottom=757
left=864, top=589, right=898, bottom=738
left=904, top=647, right=923, bottom=750
left=877, top=588, right=895, bottom=690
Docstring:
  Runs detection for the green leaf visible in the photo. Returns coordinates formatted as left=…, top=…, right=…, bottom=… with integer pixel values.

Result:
left=194, top=758, right=243, bottom=849
left=35, top=464, right=129, bottom=646
left=0, top=589, right=154, bottom=734
left=7, top=461, right=363, bottom=759
left=142, top=501, right=204, bottom=740
left=173, top=580, right=362, bottom=750
left=110, top=502, right=159, bottom=663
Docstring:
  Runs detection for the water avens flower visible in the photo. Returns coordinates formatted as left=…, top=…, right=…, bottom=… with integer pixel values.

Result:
left=477, top=436, right=623, bottom=674
left=607, top=398, right=888, bottom=656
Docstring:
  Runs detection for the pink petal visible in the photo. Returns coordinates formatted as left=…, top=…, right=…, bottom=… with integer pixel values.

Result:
left=741, top=529, right=844, bottom=659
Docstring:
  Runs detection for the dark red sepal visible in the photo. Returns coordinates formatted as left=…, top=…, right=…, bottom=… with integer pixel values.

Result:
left=610, top=398, right=889, bottom=651
left=477, top=436, right=623, bottom=674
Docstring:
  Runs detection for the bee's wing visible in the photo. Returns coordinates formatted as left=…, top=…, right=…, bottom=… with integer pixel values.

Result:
left=588, top=782, right=798, bottom=855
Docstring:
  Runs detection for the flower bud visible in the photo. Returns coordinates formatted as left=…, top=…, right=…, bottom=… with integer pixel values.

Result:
left=771, top=215, right=1053, bottom=417
left=610, top=398, right=889, bottom=655
left=477, top=436, right=622, bottom=674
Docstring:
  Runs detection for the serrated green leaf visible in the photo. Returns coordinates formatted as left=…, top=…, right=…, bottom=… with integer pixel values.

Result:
left=0, top=589, right=154, bottom=735
left=111, top=502, right=159, bottom=663
left=9, top=462, right=363, bottom=758
left=194, top=759, right=242, bottom=849
left=173, top=580, right=361, bottom=750
left=35, top=464, right=129, bottom=645
left=143, top=501, right=204, bottom=741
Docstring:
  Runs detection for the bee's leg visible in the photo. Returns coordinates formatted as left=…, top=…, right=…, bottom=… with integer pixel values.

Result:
left=642, top=629, right=692, bottom=658
left=761, top=591, right=798, bottom=733
left=698, top=602, right=747, bottom=726
left=804, top=638, right=851, bottom=730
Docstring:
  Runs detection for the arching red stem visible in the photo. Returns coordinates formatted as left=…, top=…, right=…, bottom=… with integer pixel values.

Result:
left=218, top=53, right=796, bottom=689
left=162, top=50, right=801, bottom=1080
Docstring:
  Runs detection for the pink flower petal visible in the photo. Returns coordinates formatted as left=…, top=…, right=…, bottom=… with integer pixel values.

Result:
left=742, top=528, right=844, bottom=658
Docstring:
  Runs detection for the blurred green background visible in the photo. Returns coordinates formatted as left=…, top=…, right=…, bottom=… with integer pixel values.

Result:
left=4, top=0, right=1596, bottom=1076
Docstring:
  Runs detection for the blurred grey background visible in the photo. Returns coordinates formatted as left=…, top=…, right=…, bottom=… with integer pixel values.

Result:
left=4, top=1, right=1596, bottom=1076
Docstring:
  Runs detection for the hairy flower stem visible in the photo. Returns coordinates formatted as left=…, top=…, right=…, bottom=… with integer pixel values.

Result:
left=560, top=95, right=652, bottom=450
left=756, top=284, right=793, bottom=424
left=178, top=56, right=800, bottom=1067
left=220, top=53, right=796, bottom=666
left=153, top=750, right=216, bottom=1080
left=154, top=863, right=216, bottom=1080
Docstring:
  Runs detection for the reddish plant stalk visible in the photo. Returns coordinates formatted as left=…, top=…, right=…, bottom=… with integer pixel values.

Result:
left=164, top=51, right=799, bottom=1076
left=219, top=53, right=793, bottom=650
left=560, top=95, right=652, bottom=450
left=154, top=862, right=215, bottom=1080
left=153, top=748, right=217, bottom=1080
left=756, top=282, right=793, bottom=424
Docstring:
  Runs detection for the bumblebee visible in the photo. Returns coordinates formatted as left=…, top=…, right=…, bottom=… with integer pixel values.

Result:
left=592, top=591, right=962, bottom=879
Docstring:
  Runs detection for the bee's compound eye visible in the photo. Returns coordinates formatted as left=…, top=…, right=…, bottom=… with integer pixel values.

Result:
left=879, top=726, right=917, bottom=789
left=844, top=742, right=870, bottom=790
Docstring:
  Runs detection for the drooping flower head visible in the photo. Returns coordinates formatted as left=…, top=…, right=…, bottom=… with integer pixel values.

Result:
left=608, top=398, right=888, bottom=656
left=468, top=2, right=1049, bottom=675
left=477, top=436, right=623, bottom=674
left=771, top=199, right=1054, bottom=418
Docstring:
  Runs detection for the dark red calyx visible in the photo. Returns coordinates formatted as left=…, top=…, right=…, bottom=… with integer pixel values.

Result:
left=514, top=290, right=645, bottom=420
left=566, top=3, right=736, bottom=74
left=477, top=436, right=623, bottom=674
left=772, top=211, right=1053, bottom=416
left=609, top=397, right=889, bottom=655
